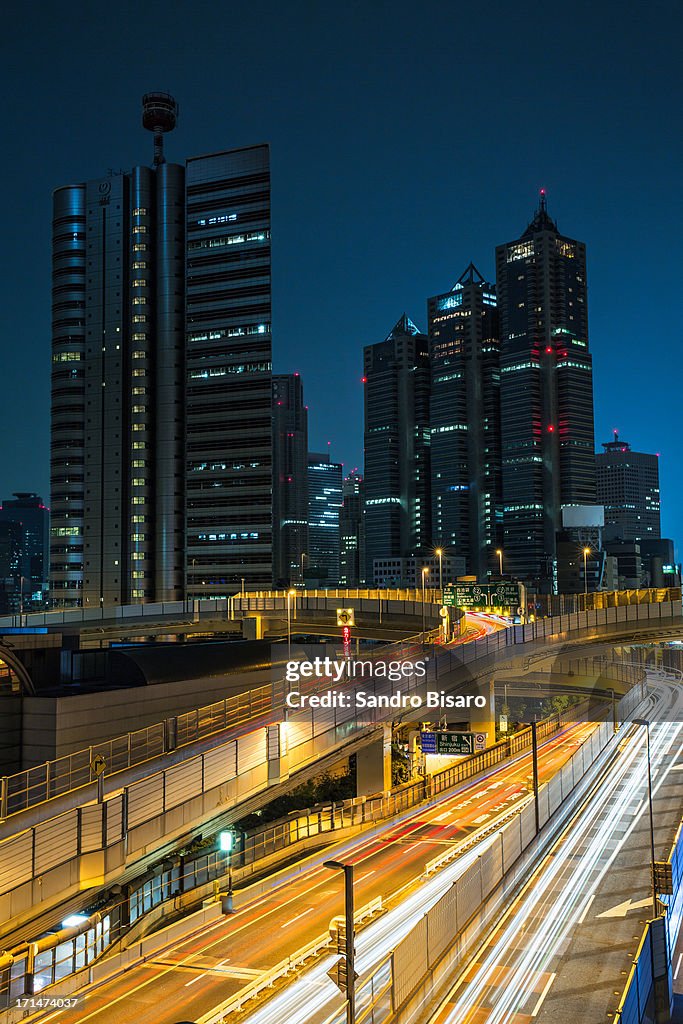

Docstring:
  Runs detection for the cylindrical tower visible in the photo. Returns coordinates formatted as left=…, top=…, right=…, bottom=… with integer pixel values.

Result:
left=142, top=92, right=178, bottom=166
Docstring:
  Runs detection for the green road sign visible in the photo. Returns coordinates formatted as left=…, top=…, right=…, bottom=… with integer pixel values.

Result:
left=443, top=582, right=520, bottom=609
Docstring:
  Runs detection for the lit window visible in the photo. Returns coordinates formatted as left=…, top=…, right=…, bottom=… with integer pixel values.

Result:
left=133, top=243, right=147, bottom=252
left=132, top=297, right=146, bottom=305
left=131, top=552, right=144, bottom=560
left=132, top=388, right=146, bottom=396
left=132, top=351, right=145, bottom=359
left=52, top=351, right=82, bottom=362
left=132, top=423, right=145, bottom=431
left=133, top=315, right=147, bottom=323
left=132, top=261, right=147, bottom=270
left=132, top=225, right=148, bottom=234
left=132, top=406, right=145, bottom=414
left=132, top=515, right=145, bottom=523
left=132, top=588, right=144, bottom=597
left=132, top=570, right=144, bottom=578
left=132, top=441, right=146, bottom=449
left=131, top=534, right=146, bottom=543
left=132, top=207, right=148, bottom=216
left=132, top=279, right=146, bottom=288
left=132, top=459, right=146, bottom=467
left=132, top=497, right=145, bottom=505
left=132, top=369, right=145, bottom=377
left=132, top=333, right=146, bottom=341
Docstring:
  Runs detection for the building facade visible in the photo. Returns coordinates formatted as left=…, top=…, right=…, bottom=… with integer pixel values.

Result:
left=363, top=315, right=431, bottom=581
left=339, top=470, right=364, bottom=587
left=0, top=493, right=50, bottom=609
left=428, top=264, right=502, bottom=580
left=50, top=94, right=272, bottom=606
left=272, top=374, right=308, bottom=586
left=496, top=193, right=596, bottom=588
left=307, top=452, right=343, bottom=585
left=596, top=431, right=661, bottom=541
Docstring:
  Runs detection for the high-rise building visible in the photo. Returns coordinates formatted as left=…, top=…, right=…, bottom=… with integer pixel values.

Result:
left=0, top=493, right=50, bottom=608
left=496, top=193, right=596, bottom=587
left=428, top=264, right=502, bottom=579
left=185, top=146, right=272, bottom=597
left=0, top=522, right=23, bottom=614
left=307, top=452, right=343, bottom=585
left=272, top=374, right=308, bottom=586
left=363, top=314, right=431, bottom=581
left=596, top=431, right=661, bottom=541
left=339, top=470, right=364, bottom=586
left=50, top=94, right=272, bottom=606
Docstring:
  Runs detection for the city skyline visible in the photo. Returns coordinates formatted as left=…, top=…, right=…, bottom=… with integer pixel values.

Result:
left=1, top=1, right=681, bottom=552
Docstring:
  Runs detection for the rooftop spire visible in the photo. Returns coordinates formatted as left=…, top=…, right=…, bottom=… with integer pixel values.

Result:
left=521, top=187, right=559, bottom=238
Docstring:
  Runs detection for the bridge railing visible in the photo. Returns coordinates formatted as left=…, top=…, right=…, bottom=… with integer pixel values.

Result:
left=2, top=590, right=678, bottom=821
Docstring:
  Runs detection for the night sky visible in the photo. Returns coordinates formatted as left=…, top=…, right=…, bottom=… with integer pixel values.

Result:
left=2, top=1, right=681, bottom=549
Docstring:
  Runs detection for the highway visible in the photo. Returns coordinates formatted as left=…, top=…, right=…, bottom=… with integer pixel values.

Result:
left=428, top=681, right=683, bottom=1024
left=26, top=721, right=596, bottom=1024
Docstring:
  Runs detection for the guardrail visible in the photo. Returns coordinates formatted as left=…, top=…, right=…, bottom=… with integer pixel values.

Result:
left=3, top=591, right=676, bottom=822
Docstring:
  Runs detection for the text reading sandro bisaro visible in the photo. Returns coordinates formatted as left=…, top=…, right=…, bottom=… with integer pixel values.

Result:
left=285, top=690, right=490, bottom=710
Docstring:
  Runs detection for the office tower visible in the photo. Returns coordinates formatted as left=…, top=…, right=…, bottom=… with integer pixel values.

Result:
left=496, top=192, right=596, bottom=587
left=363, top=315, right=431, bottom=583
left=596, top=431, right=661, bottom=540
left=185, top=145, right=272, bottom=597
left=339, top=470, right=364, bottom=586
left=428, top=264, right=502, bottom=580
left=0, top=493, right=50, bottom=608
left=307, top=452, right=343, bottom=584
left=272, top=374, right=308, bottom=585
left=50, top=93, right=272, bottom=607
left=0, top=522, right=22, bottom=614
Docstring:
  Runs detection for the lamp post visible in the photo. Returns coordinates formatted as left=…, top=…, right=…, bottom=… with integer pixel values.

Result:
left=634, top=718, right=658, bottom=917
left=287, top=589, right=296, bottom=661
left=324, top=860, right=355, bottom=1024
left=421, top=567, right=429, bottom=643
left=240, top=577, right=245, bottom=599
left=435, top=548, right=443, bottom=603
left=300, top=551, right=307, bottom=584
left=496, top=549, right=503, bottom=576
left=219, top=830, right=236, bottom=913
left=19, top=576, right=25, bottom=622
left=583, top=547, right=591, bottom=597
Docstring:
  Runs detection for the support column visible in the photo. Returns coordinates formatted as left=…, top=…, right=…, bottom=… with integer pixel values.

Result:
left=468, top=676, right=496, bottom=748
left=243, top=615, right=265, bottom=640
left=266, top=723, right=289, bottom=785
left=356, top=725, right=392, bottom=796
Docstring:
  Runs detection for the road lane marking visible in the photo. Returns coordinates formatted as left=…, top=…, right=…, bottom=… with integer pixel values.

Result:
left=184, top=957, right=231, bottom=986
left=281, top=906, right=315, bottom=928
left=577, top=893, right=596, bottom=924
left=531, top=972, right=556, bottom=1016
left=675, top=953, right=683, bottom=980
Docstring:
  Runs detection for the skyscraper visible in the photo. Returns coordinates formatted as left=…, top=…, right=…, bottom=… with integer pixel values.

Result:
left=272, top=374, right=308, bottom=586
left=0, top=493, right=50, bottom=608
left=428, top=264, right=502, bottom=579
left=339, top=470, right=364, bottom=586
left=50, top=94, right=272, bottom=606
left=185, top=146, right=272, bottom=597
left=596, top=431, right=661, bottom=540
left=307, top=452, right=343, bottom=584
left=495, top=193, right=596, bottom=587
left=363, top=315, right=431, bottom=583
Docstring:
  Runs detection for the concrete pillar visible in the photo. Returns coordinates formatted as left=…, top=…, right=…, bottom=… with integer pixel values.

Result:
left=469, top=676, right=496, bottom=749
left=356, top=725, right=392, bottom=796
left=243, top=615, right=264, bottom=640
left=266, top=723, right=289, bottom=785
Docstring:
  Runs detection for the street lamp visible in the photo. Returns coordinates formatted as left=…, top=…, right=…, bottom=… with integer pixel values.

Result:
left=287, top=589, right=296, bottom=661
left=435, top=548, right=443, bottom=603
left=421, top=567, right=429, bottom=642
left=496, top=549, right=503, bottom=576
left=240, top=577, right=245, bottom=599
left=300, top=551, right=307, bottom=584
left=583, top=547, right=591, bottom=597
left=634, top=719, right=658, bottom=917
left=324, top=860, right=356, bottom=1024
left=219, top=830, right=237, bottom=913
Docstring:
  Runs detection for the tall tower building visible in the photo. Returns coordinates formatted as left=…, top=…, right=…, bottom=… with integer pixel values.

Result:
left=428, top=264, right=502, bottom=579
left=363, top=315, right=431, bottom=583
left=185, top=146, right=272, bottom=597
left=50, top=94, right=272, bottom=606
left=596, top=432, right=661, bottom=540
left=495, top=193, right=595, bottom=586
left=307, top=452, right=343, bottom=584
left=272, top=374, right=308, bottom=586
left=339, top=470, right=364, bottom=586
